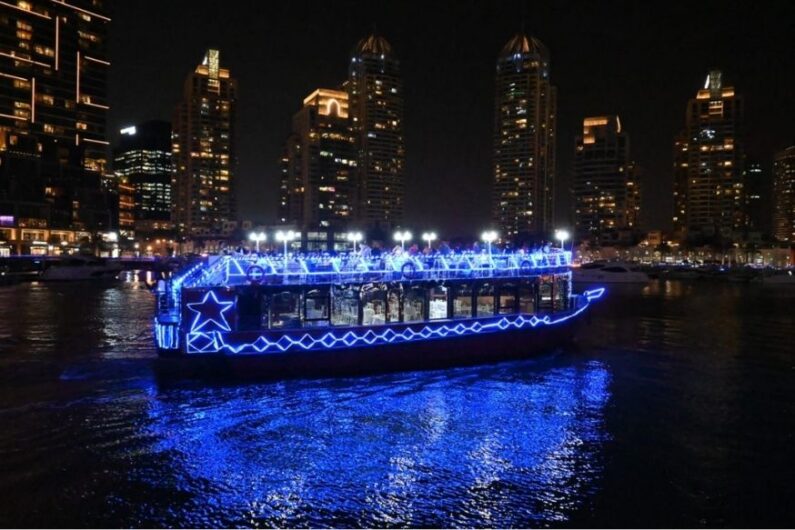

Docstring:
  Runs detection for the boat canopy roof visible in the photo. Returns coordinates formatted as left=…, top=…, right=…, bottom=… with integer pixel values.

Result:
left=173, top=249, right=573, bottom=290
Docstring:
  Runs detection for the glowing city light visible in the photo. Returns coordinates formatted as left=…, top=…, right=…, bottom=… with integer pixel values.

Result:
left=275, top=230, right=297, bottom=259
left=481, top=230, right=498, bottom=256
left=421, top=231, right=437, bottom=249
left=248, top=231, right=267, bottom=252
left=346, top=231, right=363, bottom=253
left=393, top=230, right=412, bottom=251
left=554, top=229, right=570, bottom=249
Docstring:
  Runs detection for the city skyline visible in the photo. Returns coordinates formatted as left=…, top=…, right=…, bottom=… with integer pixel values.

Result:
left=108, top=1, right=795, bottom=237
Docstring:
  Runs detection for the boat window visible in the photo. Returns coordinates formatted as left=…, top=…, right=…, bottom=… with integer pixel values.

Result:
left=361, top=283, right=387, bottom=326
left=304, top=287, right=330, bottom=327
left=403, top=285, right=426, bottom=323
left=270, top=290, right=302, bottom=329
left=428, top=284, right=448, bottom=320
left=498, top=282, right=517, bottom=314
left=476, top=282, right=495, bottom=317
left=237, top=289, right=262, bottom=331
left=554, top=274, right=569, bottom=311
left=538, top=275, right=554, bottom=312
left=260, top=295, right=270, bottom=328
left=452, top=283, right=473, bottom=318
left=518, top=280, right=535, bottom=314
left=331, top=284, right=359, bottom=326
left=387, top=286, right=401, bottom=323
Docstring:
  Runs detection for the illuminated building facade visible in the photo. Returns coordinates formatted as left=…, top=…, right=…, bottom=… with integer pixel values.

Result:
left=280, top=88, right=356, bottom=233
left=113, top=121, right=173, bottom=240
left=0, top=0, right=112, bottom=234
left=493, top=34, right=557, bottom=240
left=172, top=49, right=236, bottom=241
left=573, top=116, right=639, bottom=243
left=772, top=146, right=795, bottom=242
left=348, top=34, right=405, bottom=230
left=673, top=70, right=745, bottom=241
left=278, top=137, right=299, bottom=225
left=0, top=0, right=109, bottom=172
left=743, top=159, right=767, bottom=236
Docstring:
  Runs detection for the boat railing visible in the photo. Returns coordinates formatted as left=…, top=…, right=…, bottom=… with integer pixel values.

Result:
left=173, top=250, right=573, bottom=289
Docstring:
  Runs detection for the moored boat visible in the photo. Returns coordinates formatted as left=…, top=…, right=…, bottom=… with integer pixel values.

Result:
left=154, top=249, right=605, bottom=377
left=753, top=270, right=795, bottom=286
left=39, top=256, right=122, bottom=282
left=573, top=262, right=650, bottom=284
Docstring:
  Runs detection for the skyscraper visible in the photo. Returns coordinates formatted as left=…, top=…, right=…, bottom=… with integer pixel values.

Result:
left=113, top=121, right=173, bottom=241
left=672, top=70, right=745, bottom=241
left=493, top=34, right=557, bottom=241
left=172, top=49, right=237, bottom=243
left=0, top=0, right=111, bottom=232
left=348, top=34, right=404, bottom=231
left=0, top=0, right=109, bottom=172
left=573, top=116, right=639, bottom=243
left=280, top=88, right=357, bottom=233
left=772, top=146, right=795, bottom=242
left=744, top=159, right=768, bottom=236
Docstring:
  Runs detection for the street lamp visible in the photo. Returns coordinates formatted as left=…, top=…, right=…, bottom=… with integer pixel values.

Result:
left=346, top=231, right=363, bottom=253
left=481, top=230, right=498, bottom=256
left=421, top=231, right=437, bottom=250
left=275, top=230, right=296, bottom=260
left=554, top=229, right=570, bottom=250
left=393, top=230, right=412, bottom=251
left=248, top=231, right=267, bottom=253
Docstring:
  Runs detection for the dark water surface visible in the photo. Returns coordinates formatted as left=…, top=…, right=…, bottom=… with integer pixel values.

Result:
left=0, top=278, right=792, bottom=528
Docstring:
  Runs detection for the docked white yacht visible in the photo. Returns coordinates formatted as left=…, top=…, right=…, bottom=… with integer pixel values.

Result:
left=573, top=262, right=650, bottom=284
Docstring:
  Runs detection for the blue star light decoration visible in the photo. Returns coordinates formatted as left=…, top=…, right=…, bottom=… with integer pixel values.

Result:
left=187, top=290, right=235, bottom=333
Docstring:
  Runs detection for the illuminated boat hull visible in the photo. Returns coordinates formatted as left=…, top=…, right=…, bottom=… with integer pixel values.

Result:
left=153, top=251, right=604, bottom=378
left=157, top=314, right=584, bottom=379
left=154, top=289, right=603, bottom=379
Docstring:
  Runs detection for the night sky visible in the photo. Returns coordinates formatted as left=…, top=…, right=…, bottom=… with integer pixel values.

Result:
left=108, top=1, right=795, bottom=238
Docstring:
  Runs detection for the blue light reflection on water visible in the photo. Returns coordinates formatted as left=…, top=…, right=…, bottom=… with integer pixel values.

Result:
left=128, top=362, right=610, bottom=527
left=2, top=280, right=794, bottom=527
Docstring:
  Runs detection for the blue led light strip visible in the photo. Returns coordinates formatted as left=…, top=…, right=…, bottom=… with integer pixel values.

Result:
left=180, top=250, right=574, bottom=289
left=154, top=319, right=179, bottom=350
left=184, top=288, right=604, bottom=355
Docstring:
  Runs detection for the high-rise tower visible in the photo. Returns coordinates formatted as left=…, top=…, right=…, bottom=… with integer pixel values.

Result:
left=772, top=146, right=795, bottom=242
left=573, top=116, right=639, bottom=243
left=493, top=34, right=557, bottom=241
left=113, top=121, right=173, bottom=241
left=172, top=49, right=237, bottom=243
left=280, top=88, right=357, bottom=232
left=0, top=0, right=111, bottom=232
left=347, top=34, right=404, bottom=231
left=0, top=0, right=109, bottom=172
left=673, top=70, right=745, bottom=241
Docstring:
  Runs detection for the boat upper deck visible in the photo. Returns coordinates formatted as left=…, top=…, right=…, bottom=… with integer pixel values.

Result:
left=174, top=249, right=573, bottom=290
